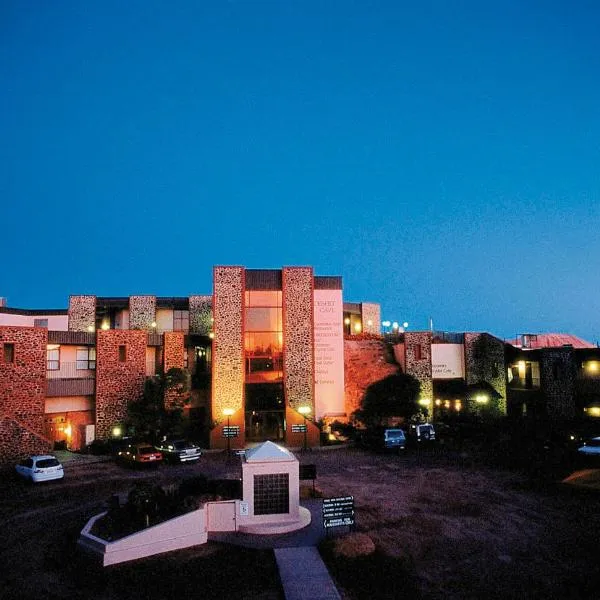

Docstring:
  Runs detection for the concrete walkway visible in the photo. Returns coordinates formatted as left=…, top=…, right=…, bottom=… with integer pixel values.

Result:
left=209, top=499, right=342, bottom=599
left=275, top=546, right=341, bottom=600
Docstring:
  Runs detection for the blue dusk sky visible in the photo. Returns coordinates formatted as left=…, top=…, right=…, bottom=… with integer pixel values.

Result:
left=2, top=1, right=600, bottom=342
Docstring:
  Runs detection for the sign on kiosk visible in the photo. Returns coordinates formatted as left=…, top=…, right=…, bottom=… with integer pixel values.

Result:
left=323, top=496, right=355, bottom=529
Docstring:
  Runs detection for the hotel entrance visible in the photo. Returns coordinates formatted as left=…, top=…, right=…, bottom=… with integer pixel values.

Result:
left=245, top=383, right=285, bottom=442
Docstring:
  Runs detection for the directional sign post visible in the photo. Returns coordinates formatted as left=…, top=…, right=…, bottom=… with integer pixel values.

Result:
left=323, top=496, right=355, bottom=532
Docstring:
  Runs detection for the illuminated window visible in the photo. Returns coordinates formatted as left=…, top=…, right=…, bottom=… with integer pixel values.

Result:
left=47, top=345, right=59, bottom=370
left=4, top=343, right=15, bottom=363
left=76, top=347, right=96, bottom=370
left=173, top=310, right=189, bottom=332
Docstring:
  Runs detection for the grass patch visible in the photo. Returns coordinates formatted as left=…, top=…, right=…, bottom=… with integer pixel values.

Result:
left=319, top=538, right=421, bottom=600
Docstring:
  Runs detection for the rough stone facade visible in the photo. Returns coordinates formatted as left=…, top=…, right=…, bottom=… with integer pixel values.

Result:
left=404, top=331, right=433, bottom=402
left=282, top=267, right=315, bottom=412
left=95, top=330, right=147, bottom=438
left=360, top=303, right=381, bottom=335
left=163, top=331, right=186, bottom=410
left=1, top=415, right=52, bottom=464
left=344, top=339, right=399, bottom=417
left=129, top=296, right=156, bottom=330
left=211, top=267, right=245, bottom=447
left=189, top=295, right=213, bottom=335
left=540, top=347, right=576, bottom=419
left=68, top=295, right=96, bottom=332
left=464, top=333, right=507, bottom=415
left=0, top=326, right=50, bottom=463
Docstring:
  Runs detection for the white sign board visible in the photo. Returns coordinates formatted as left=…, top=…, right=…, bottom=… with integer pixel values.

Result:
left=239, top=501, right=249, bottom=516
left=431, top=344, right=465, bottom=379
left=313, top=289, right=345, bottom=418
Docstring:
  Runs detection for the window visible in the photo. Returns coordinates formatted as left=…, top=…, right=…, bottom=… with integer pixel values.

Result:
left=46, top=345, right=59, bottom=370
left=173, top=310, right=189, bottom=332
left=4, top=343, right=15, bottom=363
left=76, top=347, right=96, bottom=370
left=34, top=318, right=48, bottom=328
left=254, top=473, right=289, bottom=515
left=119, top=345, right=126, bottom=362
left=414, top=344, right=423, bottom=361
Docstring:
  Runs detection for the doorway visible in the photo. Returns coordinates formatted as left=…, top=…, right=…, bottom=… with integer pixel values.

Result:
left=245, top=383, right=285, bottom=442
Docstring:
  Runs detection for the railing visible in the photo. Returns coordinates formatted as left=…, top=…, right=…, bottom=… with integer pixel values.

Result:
left=47, top=362, right=95, bottom=380
left=48, top=330, right=96, bottom=345
left=46, top=378, right=95, bottom=397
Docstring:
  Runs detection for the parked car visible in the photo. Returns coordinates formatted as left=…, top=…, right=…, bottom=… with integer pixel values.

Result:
left=408, top=423, right=436, bottom=443
left=116, top=443, right=163, bottom=467
left=577, top=437, right=600, bottom=456
left=383, top=428, right=407, bottom=450
left=355, top=427, right=406, bottom=452
left=155, top=439, right=202, bottom=463
left=15, top=455, right=64, bottom=483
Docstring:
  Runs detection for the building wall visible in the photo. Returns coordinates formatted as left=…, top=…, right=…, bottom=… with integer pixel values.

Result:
left=95, top=330, right=147, bottom=438
left=0, top=313, right=68, bottom=330
left=0, top=326, right=50, bottom=463
left=189, top=295, right=212, bottom=335
left=129, top=296, right=156, bottom=330
left=360, top=303, right=381, bottom=335
left=164, top=331, right=186, bottom=410
left=540, top=347, right=576, bottom=419
left=68, top=296, right=96, bottom=332
left=155, top=309, right=174, bottom=333
left=344, top=339, right=399, bottom=418
left=464, top=333, right=507, bottom=415
left=404, top=331, right=433, bottom=402
left=282, top=267, right=315, bottom=413
left=0, top=326, right=47, bottom=434
left=211, top=267, right=245, bottom=448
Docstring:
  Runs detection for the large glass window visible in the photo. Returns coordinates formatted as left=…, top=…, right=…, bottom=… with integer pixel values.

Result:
left=245, top=291, right=282, bottom=383
left=173, top=310, right=189, bottom=332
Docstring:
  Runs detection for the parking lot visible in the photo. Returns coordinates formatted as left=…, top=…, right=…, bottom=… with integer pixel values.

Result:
left=1, top=444, right=599, bottom=599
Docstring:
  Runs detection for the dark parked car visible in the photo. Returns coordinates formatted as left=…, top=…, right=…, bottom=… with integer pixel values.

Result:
left=155, top=439, right=202, bottom=463
left=116, top=443, right=163, bottom=467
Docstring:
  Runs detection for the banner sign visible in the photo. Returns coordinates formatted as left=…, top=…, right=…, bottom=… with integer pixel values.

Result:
left=323, top=496, right=355, bottom=528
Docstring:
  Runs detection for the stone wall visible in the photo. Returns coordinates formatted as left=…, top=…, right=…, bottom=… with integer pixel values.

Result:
left=211, top=267, right=245, bottom=448
left=68, top=296, right=96, bottom=332
left=360, top=303, right=381, bottom=335
left=95, top=330, right=147, bottom=438
left=163, top=331, right=186, bottom=410
left=540, top=347, right=576, bottom=420
left=464, top=333, right=507, bottom=416
left=1, top=415, right=52, bottom=464
left=0, top=326, right=50, bottom=463
left=404, top=331, right=433, bottom=402
left=282, top=267, right=315, bottom=412
left=189, top=295, right=213, bottom=335
left=344, top=339, right=399, bottom=418
left=129, top=296, right=156, bottom=331
left=0, top=326, right=47, bottom=434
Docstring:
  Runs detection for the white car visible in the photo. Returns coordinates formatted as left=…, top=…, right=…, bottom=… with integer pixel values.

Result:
left=15, top=455, right=64, bottom=483
left=577, top=437, right=600, bottom=456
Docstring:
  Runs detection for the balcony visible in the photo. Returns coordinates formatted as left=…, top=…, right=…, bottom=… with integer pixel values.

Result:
left=46, top=362, right=95, bottom=397
left=48, top=330, right=96, bottom=345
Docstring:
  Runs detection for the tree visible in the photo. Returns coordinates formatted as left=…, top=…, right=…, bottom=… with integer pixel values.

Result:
left=125, top=367, right=190, bottom=440
left=352, top=372, right=421, bottom=428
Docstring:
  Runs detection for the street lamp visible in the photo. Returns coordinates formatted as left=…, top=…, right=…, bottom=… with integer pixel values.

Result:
left=298, top=405, right=311, bottom=451
left=223, top=408, right=234, bottom=461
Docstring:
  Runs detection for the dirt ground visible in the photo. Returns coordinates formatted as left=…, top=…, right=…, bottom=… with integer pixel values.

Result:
left=1, top=445, right=599, bottom=599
